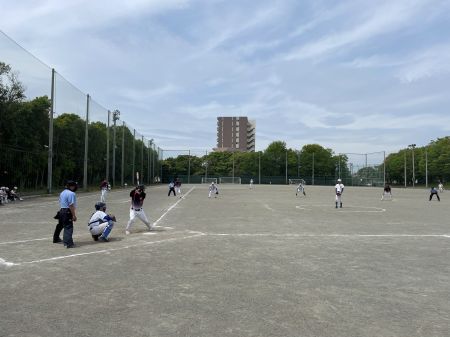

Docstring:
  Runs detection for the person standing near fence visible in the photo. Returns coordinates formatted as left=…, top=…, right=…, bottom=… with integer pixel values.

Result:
left=249, top=178, right=254, bottom=189
left=335, top=178, right=344, bottom=208
left=53, top=180, right=78, bottom=248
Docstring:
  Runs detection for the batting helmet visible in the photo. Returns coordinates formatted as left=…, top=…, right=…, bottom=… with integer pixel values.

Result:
left=95, top=202, right=106, bottom=210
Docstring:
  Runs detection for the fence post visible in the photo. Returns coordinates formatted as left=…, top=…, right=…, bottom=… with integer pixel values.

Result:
left=106, top=110, right=110, bottom=183
left=83, top=94, right=90, bottom=191
left=121, top=122, right=125, bottom=187
left=132, top=129, right=136, bottom=185
left=47, top=68, right=55, bottom=194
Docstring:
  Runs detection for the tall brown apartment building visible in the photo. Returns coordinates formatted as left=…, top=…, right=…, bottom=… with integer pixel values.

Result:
left=215, top=117, right=256, bottom=152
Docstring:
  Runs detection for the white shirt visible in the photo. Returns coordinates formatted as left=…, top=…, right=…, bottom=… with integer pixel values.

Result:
left=335, top=183, right=344, bottom=195
left=88, top=210, right=108, bottom=228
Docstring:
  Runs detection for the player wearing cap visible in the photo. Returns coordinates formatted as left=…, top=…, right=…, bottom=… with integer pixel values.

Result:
left=208, top=181, right=219, bottom=198
left=53, top=180, right=78, bottom=248
left=88, top=202, right=116, bottom=242
left=125, top=184, right=153, bottom=235
left=296, top=182, right=306, bottom=196
left=335, top=178, right=344, bottom=208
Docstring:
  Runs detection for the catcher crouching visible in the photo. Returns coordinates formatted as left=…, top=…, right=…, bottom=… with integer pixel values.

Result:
left=88, top=202, right=116, bottom=242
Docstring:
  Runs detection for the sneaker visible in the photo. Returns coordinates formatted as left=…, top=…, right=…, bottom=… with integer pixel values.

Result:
left=99, top=236, right=109, bottom=242
left=53, top=238, right=63, bottom=244
left=125, top=230, right=130, bottom=235
left=66, top=244, right=75, bottom=249
left=91, top=234, right=99, bottom=241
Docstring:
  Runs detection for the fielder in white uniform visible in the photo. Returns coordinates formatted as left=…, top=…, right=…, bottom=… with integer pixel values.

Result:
left=296, top=182, right=306, bottom=196
left=175, top=178, right=182, bottom=198
left=88, top=202, right=115, bottom=242
left=249, top=179, right=254, bottom=189
left=208, top=182, right=219, bottom=198
left=335, top=179, right=344, bottom=208
left=125, top=185, right=153, bottom=235
left=438, top=182, right=444, bottom=193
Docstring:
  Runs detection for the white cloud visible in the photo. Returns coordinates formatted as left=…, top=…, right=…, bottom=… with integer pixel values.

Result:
left=281, top=0, right=430, bottom=61
left=397, top=45, right=450, bottom=82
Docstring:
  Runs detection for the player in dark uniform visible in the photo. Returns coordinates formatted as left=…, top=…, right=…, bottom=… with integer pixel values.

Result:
left=125, top=184, right=153, bottom=234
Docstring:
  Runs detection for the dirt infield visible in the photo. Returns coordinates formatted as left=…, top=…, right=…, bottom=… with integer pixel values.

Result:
left=1, top=184, right=449, bottom=337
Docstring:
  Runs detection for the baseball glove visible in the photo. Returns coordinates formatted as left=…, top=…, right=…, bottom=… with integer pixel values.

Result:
left=109, top=214, right=117, bottom=222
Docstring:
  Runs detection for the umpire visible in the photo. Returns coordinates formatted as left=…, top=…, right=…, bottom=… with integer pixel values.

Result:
left=53, top=180, right=78, bottom=248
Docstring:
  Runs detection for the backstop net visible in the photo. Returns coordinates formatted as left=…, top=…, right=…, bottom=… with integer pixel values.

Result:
left=219, top=177, right=241, bottom=184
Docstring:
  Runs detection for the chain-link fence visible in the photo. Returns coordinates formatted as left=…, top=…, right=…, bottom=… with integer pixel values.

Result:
left=157, top=149, right=388, bottom=186
left=0, top=30, right=161, bottom=192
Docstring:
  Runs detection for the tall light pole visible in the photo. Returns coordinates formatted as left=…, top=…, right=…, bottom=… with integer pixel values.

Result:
left=112, top=109, right=120, bottom=187
left=408, top=144, right=416, bottom=187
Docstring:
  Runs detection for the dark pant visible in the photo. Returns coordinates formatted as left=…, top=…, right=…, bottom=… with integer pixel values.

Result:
left=429, top=192, right=440, bottom=201
left=53, top=209, right=74, bottom=246
left=168, top=188, right=176, bottom=196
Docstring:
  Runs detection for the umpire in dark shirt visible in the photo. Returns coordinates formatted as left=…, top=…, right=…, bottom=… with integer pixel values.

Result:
left=53, top=180, right=78, bottom=248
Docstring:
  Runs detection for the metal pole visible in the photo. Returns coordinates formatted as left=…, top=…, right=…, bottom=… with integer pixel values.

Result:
left=285, top=150, right=288, bottom=184
left=47, top=68, right=55, bottom=194
left=121, top=122, right=125, bottom=186
left=312, top=152, right=315, bottom=185
left=297, top=152, right=300, bottom=178
left=338, top=155, right=341, bottom=178
left=383, top=151, right=386, bottom=186
left=404, top=151, right=407, bottom=188
left=425, top=149, right=428, bottom=188
left=132, top=129, right=136, bottom=185
left=83, top=94, right=90, bottom=191
left=232, top=152, right=235, bottom=181
left=147, top=140, right=150, bottom=185
left=112, top=114, right=116, bottom=187
left=152, top=144, right=155, bottom=183
left=160, top=148, right=163, bottom=182
left=141, top=135, right=144, bottom=184
left=258, top=151, right=261, bottom=184
left=188, top=150, right=191, bottom=184
left=106, top=110, right=110, bottom=183
left=205, top=150, right=208, bottom=180
left=412, top=147, right=415, bottom=188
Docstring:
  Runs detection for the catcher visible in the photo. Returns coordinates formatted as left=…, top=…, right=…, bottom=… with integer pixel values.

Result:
left=88, top=202, right=116, bottom=242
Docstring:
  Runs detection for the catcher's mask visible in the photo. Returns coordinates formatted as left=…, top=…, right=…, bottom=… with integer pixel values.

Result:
left=95, top=202, right=106, bottom=211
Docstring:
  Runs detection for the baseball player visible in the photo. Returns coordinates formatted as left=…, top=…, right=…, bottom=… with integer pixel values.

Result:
left=100, top=179, right=110, bottom=202
left=168, top=180, right=176, bottom=196
left=88, top=202, right=116, bottom=242
left=125, top=184, right=153, bottom=235
left=296, top=182, right=306, bottom=196
left=208, top=181, right=219, bottom=198
left=381, top=184, right=392, bottom=200
left=249, top=178, right=254, bottom=189
left=335, top=178, right=344, bottom=208
left=429, top=186, right=440, bottom=201
left=438, top=181, right=444, bottom=193
left=175, top=178, right=182, bottom=198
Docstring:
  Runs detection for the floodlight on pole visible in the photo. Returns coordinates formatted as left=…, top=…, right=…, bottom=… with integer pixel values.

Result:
left=408, top=144, right=416, bottom=187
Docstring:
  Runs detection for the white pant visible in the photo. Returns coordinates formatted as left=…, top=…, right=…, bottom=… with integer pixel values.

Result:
left=176, top=187, right=182, bottom=195
left=101, top=188, right=108, bottom=202
left=126, top=208, right=151, bottom=230
left=335, top=194, right=342, bottom=203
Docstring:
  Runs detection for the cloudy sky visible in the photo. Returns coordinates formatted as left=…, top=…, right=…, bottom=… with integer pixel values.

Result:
left=1, top=0, right=450, bottom=155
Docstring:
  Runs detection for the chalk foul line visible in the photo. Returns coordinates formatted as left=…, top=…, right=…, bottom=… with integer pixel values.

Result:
left=1, top=231, right=205, bottom=267
left=152, top=186, right=195, bottom=227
